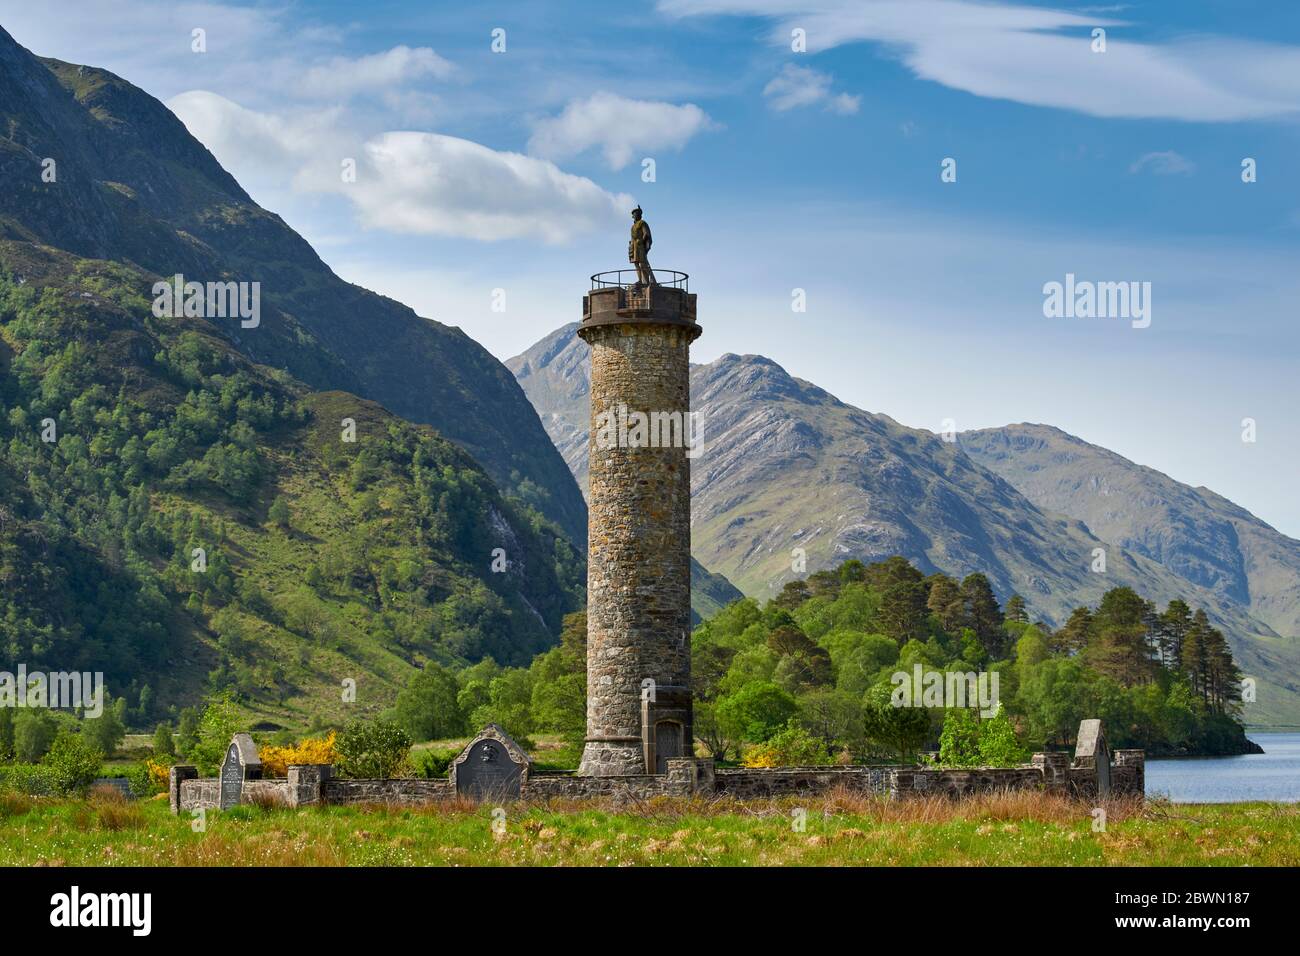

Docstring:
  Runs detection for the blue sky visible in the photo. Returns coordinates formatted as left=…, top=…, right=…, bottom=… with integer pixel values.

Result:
left=3, top=0, right=1299, bottom=536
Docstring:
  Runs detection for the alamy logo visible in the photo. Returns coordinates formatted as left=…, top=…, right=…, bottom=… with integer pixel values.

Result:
left=890, top=664, right=1001, bottom=718
left=1042, top=273, right=1151, bottom=328
left=49, top=886, right=151, bottom=936
left=0, top=666, right=104, bottom=718
left=594, top=404, right=704, bottom=458
left=152, top=275, right=261, bottom=328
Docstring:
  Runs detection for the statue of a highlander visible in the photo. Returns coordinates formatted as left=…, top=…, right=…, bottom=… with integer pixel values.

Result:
left=628, top=205, right=656, bottom=288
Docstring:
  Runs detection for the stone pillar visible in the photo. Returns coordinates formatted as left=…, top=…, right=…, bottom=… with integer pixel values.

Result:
left=1031, top=752, right=1070, bottom=794
left=169, top=765, right=198, bottom=815
left=1114, top=749, right=1145, bottom=797
left=578, top=280, right=700, bottom=776
left=286, top=764, right=331, bottom=808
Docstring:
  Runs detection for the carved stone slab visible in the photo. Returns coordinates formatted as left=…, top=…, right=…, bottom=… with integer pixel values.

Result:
left=449, top=725, right=532, bottom=802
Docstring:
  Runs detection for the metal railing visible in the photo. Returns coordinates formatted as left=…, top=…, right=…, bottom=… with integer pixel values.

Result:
left=590, top=269, right=689, bottom=291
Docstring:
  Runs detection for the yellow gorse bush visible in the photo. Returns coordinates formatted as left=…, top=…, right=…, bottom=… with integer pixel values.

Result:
left=145, top=758, right=171, bottom=793
left=257, top=732, right=338, bottom=777
left=740, top=745, right=780, bottom=769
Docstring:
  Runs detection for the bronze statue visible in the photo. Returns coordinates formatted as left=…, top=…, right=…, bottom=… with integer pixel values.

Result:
left=628, top=206, right=656, bottom=287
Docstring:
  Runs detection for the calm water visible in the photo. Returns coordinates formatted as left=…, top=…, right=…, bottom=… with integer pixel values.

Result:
left=1145, top=732, right=1300, bottom=803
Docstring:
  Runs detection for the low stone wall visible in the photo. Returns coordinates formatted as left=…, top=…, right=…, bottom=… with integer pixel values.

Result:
left=171, top=749, right=1145, bottom=812
left=324, top=778, right=453, bottom=805
left=715, top=766, right=891, bottom=798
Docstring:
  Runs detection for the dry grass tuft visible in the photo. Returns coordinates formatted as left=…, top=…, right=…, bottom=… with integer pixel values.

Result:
left=0, top=790, right=34, bottom=818
left=86, top=787, right=146, bottom=831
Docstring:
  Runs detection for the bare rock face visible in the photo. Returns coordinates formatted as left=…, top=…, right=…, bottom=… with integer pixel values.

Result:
left=578, top=286, right=698, bottom=776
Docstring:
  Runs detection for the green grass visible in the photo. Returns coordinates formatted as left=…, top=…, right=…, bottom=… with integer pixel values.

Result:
left=1, top=789, right=1296, bottom=867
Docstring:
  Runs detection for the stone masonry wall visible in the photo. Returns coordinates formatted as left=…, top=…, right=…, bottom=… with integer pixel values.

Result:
left=579, top=294, right=699, bottom=776
left=172, top=752, right=1144, bottom=812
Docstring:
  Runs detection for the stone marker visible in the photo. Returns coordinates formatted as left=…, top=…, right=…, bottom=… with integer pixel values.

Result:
left=450, top=725, right=531, bottom=801
left=1075, top=718, right=1111, bottom=799
left=219, top=733, right=261, bottom=810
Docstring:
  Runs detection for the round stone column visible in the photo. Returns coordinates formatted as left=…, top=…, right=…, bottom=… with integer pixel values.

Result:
left=577, top=280, right=700, bottom=776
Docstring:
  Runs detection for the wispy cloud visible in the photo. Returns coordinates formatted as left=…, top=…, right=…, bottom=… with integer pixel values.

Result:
left=660, top=0, right=1300, bottom=121
left=169, top=92, right=633, bottom=243
left=527, top=92, right=714, bottom=170
left=1129, top=151, right=1194, bottom=176
left=762, top=64, right=859, bottom=113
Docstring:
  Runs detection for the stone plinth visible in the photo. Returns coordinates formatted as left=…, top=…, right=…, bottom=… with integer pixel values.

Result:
left=577, top=281, right=700, bottom=776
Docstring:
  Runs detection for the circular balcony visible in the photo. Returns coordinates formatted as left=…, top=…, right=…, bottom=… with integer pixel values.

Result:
left=590, top=269, right=689, bottom=292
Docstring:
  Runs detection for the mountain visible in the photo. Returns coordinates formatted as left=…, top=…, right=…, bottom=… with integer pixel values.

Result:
left=0, top=26, right=586, bottom=724
left=959, top=424, right=1300, bottom=722
left=506, top=323, right=743, bottom=621
left=509, top=325, right=1299, bottom=726
left=0, top=24, right=586, bottom=547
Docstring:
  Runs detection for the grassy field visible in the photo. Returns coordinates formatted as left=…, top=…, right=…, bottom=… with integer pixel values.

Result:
left=1, top=787, right=1296, bottom=867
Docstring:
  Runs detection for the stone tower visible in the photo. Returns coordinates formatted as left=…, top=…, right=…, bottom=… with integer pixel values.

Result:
left=578, top=275, right=700, bottom=776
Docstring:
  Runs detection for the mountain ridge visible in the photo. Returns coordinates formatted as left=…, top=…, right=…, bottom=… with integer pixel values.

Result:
left=508, top=324, right=1300, bottom=726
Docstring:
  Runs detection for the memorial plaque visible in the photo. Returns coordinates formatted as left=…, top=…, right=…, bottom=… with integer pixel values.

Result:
left=219, top=742, right=244, bottom=810
left=451, top=725, right=531, bottom=802
left=457, top=740, right=523, bottom=800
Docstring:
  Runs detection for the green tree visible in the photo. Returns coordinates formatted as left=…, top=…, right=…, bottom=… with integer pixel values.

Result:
left=938, top=708, right=981, bottom=766
left=0, top=707, right=14, bottom=761
left=960, top=573, right=1005, bottom=657
left=45, top=731, right=104, bottom=795
left=715, top=682, right=798, bottom=743
left=392, top=662, right=465, bottom=742
left=335, top=718, right=411, bottom=779
left=13, top=710, right=57, bottom=762
left=268, top=494, right=291, bottom=529
left=976, top=708, right=1028, bottom=767
left=83, top=697, right=127, bottom=757
left=176, top=707, right=201, bottom=757
left=861, top=683, right=930, bottom=761
left=152, top=721, right=176, bottom=757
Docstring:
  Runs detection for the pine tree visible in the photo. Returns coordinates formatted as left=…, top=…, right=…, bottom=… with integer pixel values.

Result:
left=961, top=573, right=1005, bottom=657
left=925, top=574, right=967, bottom=634
left=1053, top=606, right=1093, bottom=656
left=1004, top=594, right=1028, bottom=624
left=1159, top=599, right=1192, bottom=668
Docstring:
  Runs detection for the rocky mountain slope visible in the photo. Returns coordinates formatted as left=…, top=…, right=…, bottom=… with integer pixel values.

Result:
left=0, top=24, right=586, bottom=546
left=510, top=325, right=1299, bottom=726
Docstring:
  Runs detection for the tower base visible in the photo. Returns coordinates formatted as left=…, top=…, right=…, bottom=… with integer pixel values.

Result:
left=578, top=741, right=645, bottom=777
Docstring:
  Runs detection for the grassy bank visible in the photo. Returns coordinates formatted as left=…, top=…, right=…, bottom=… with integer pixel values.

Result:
left=1, top=788, right=1296, bottom=866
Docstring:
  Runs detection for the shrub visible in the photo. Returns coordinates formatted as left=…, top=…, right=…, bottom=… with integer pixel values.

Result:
left=411, top=747, right=459, bottom=779
left=977, top=708, right=1029, bottom=767
left=0, top=763, right=59, bottom=796
left=741, top=720, right=833, bottom=768
left=258, top=732, right=337, bottom=777
left=715, top=682, right=798, bottom=743
left=124, top=758, right=170, bottom=797
left=44, top=732, right=104, bottom=795
left=938, top=709, right=982, bottom=767
left=861, top=683, right=931, bottom=761
left=189, top=694, right=242, bottom=775
left=152, top=722, right=175, bottom=757
left=334, top=719, right=411, bottom=779
left=13, top=710, right=57, bottom=762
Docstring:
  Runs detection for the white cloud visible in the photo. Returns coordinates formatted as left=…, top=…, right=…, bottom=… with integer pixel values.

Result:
left=1129, top=151, right=1194, bottom=176
left=762, top=64, right=858, bottom=113
left=660, top=0, right=1300, bottom=122
left=763, top=64, right=830, bottom=110
left=297, top=46, right=453, bottom=100
left=527, top=92, right=713, bottom=170
left=168, top=91, right=632, bottom=243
